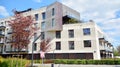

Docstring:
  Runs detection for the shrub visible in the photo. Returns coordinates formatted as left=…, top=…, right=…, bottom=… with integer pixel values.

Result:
left=54, top=59, right=120, bottom=65
left=0, top=57, right=29, bottom=67
left=0, top=56, right=4, bottom=63
left=67, top=60, right=75, bottom=64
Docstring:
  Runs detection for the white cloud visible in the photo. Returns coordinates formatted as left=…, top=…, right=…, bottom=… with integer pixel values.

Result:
left=33, top=0, right=42, bottom=3
left=61, top=0, right=120, bottom=46
left=0, top=6, right=9, bottom=17
left=62, top=0, right=120, bottom=21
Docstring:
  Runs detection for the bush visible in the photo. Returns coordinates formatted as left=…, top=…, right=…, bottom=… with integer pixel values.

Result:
left=0, top=56, right=4, bottom=63
left=67, top=60, right=75, bottom=64
left=0, top=57, right=29, bottom=67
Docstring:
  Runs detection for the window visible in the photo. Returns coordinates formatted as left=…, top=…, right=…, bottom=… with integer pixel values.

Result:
left=34, top=33, right=37, bottom=39
left=42, top=12, right=46, bottom=20
left=68, top=30, right=74, bottom=38
left=52, top=8, right=55, bottom=16
left=84, top=40, right=91, bottom=47
left=0, top=29, right=2, bottom=34
left=34, top=43, right=37, bottom=51
left=69, top=41, right=74, bottom=50
left=52, top=18, right=55, bottom=27
left=56, top=31, right=61, bottom=38
left=41, top=32, right=45, bottom=40
left=35, top=14, right=38, bottom=21
left=10, top=45, right=12, bottom=51
left=56, top=42, right=61, bottom=50
left=41, top=22, right=45, bottom=29
left=4, top=45, right=6, bottom=51
left=83, top=28, right=91, bottom=35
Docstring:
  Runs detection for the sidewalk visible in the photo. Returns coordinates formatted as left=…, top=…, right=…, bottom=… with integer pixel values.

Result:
left=33, top=64, right=120, bottom=67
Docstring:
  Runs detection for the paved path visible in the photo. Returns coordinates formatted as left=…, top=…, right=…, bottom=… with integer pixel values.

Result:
left=33, top=64, right=120, bottom=67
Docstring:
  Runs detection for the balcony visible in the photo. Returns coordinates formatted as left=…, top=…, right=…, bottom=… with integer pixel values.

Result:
left=0, top=26, right=6, bottom=30
left=0, top=34, right=5, bottom=38
left=99, top=38, right=113, bottom=52
left=5, top=49, right=28, bottom=54
left=7, top=32, right=12, bottom=34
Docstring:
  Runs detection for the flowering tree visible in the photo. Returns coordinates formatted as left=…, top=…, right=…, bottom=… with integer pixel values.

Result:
left=40, top=39, right=51, bottom=67
left=8, top=11, right=36, bottom=52
left=40, top=39, right=51, bottom=58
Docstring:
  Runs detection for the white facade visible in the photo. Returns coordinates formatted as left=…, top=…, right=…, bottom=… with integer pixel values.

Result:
left=0, top=2, right=113, bottom=60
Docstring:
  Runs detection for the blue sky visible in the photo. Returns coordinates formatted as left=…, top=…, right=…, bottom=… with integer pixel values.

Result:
left=0, top=0, right=120, bottom=47
left=0, top=0, right=59, bottom=17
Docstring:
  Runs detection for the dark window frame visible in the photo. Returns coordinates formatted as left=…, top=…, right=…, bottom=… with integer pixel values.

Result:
left=84, top=40, right=91, bottom=47
left=68, top=30, right=74, bottom=38
left=56, top=42, right=61, bottom=50
left=35, top=14, right=39, bottom=21
left=52, top=8, right=55, bottom=16
left=83, top=28, right=91, bottom=35
left=69, top=41, right=74, bottom=50
left=42, top=12, right=46, bottom=20
left=41, top=32, right=45, bottom=40
left=34, top=43, right=37, bottom=51
left=56, top=31, right=61, bottom=38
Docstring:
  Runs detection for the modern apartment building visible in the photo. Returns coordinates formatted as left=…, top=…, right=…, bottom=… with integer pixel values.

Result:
left=0, top=2, right=113, bottom=60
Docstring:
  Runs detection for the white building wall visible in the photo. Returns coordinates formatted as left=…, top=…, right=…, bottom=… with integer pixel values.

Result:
left=46, top=22, right=104, bottom=60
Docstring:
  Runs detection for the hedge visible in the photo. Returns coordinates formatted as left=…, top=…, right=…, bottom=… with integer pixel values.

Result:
left=54, top=59, right=120, bottom=65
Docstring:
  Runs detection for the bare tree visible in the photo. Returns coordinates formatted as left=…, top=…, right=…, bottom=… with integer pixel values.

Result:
left=116, top=45, right=120, bottom=56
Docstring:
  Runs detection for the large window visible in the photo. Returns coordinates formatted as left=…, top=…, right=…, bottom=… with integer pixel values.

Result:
left=35, top=14, right=38, bottom=21
left=52, top=8, right=55, bottom=16
left=83, top=28, right=91, bottom=35
left=41, top=22, right=45, bottom=29
left=42, top=12, right=46, bottom=20
left=56, top=42, right=61, bottom=50
left=84, top=40, right=91, bottom=47
left=56, top=31, right=61, bottom=38
left=34, top=43, right=37, bottom=51
left=41, top=32, right=45, bottom=40
left=69, top=41, right=74, bottom=50
left=52, top=18, right=55, bottom=27
left=68, top=30, right=74, bottom=38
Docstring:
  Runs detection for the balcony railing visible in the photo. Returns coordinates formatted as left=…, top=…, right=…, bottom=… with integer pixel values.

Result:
left=99, top=38, right=113, bottom=52
left=5, top=50, right=28, bottom=54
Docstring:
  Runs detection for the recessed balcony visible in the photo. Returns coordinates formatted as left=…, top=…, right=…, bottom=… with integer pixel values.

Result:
left=62, top=15, right=79, bottom=24
left=0, top=26, right=6, bottom=30
left=0, top=42, right=4, bottom=46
